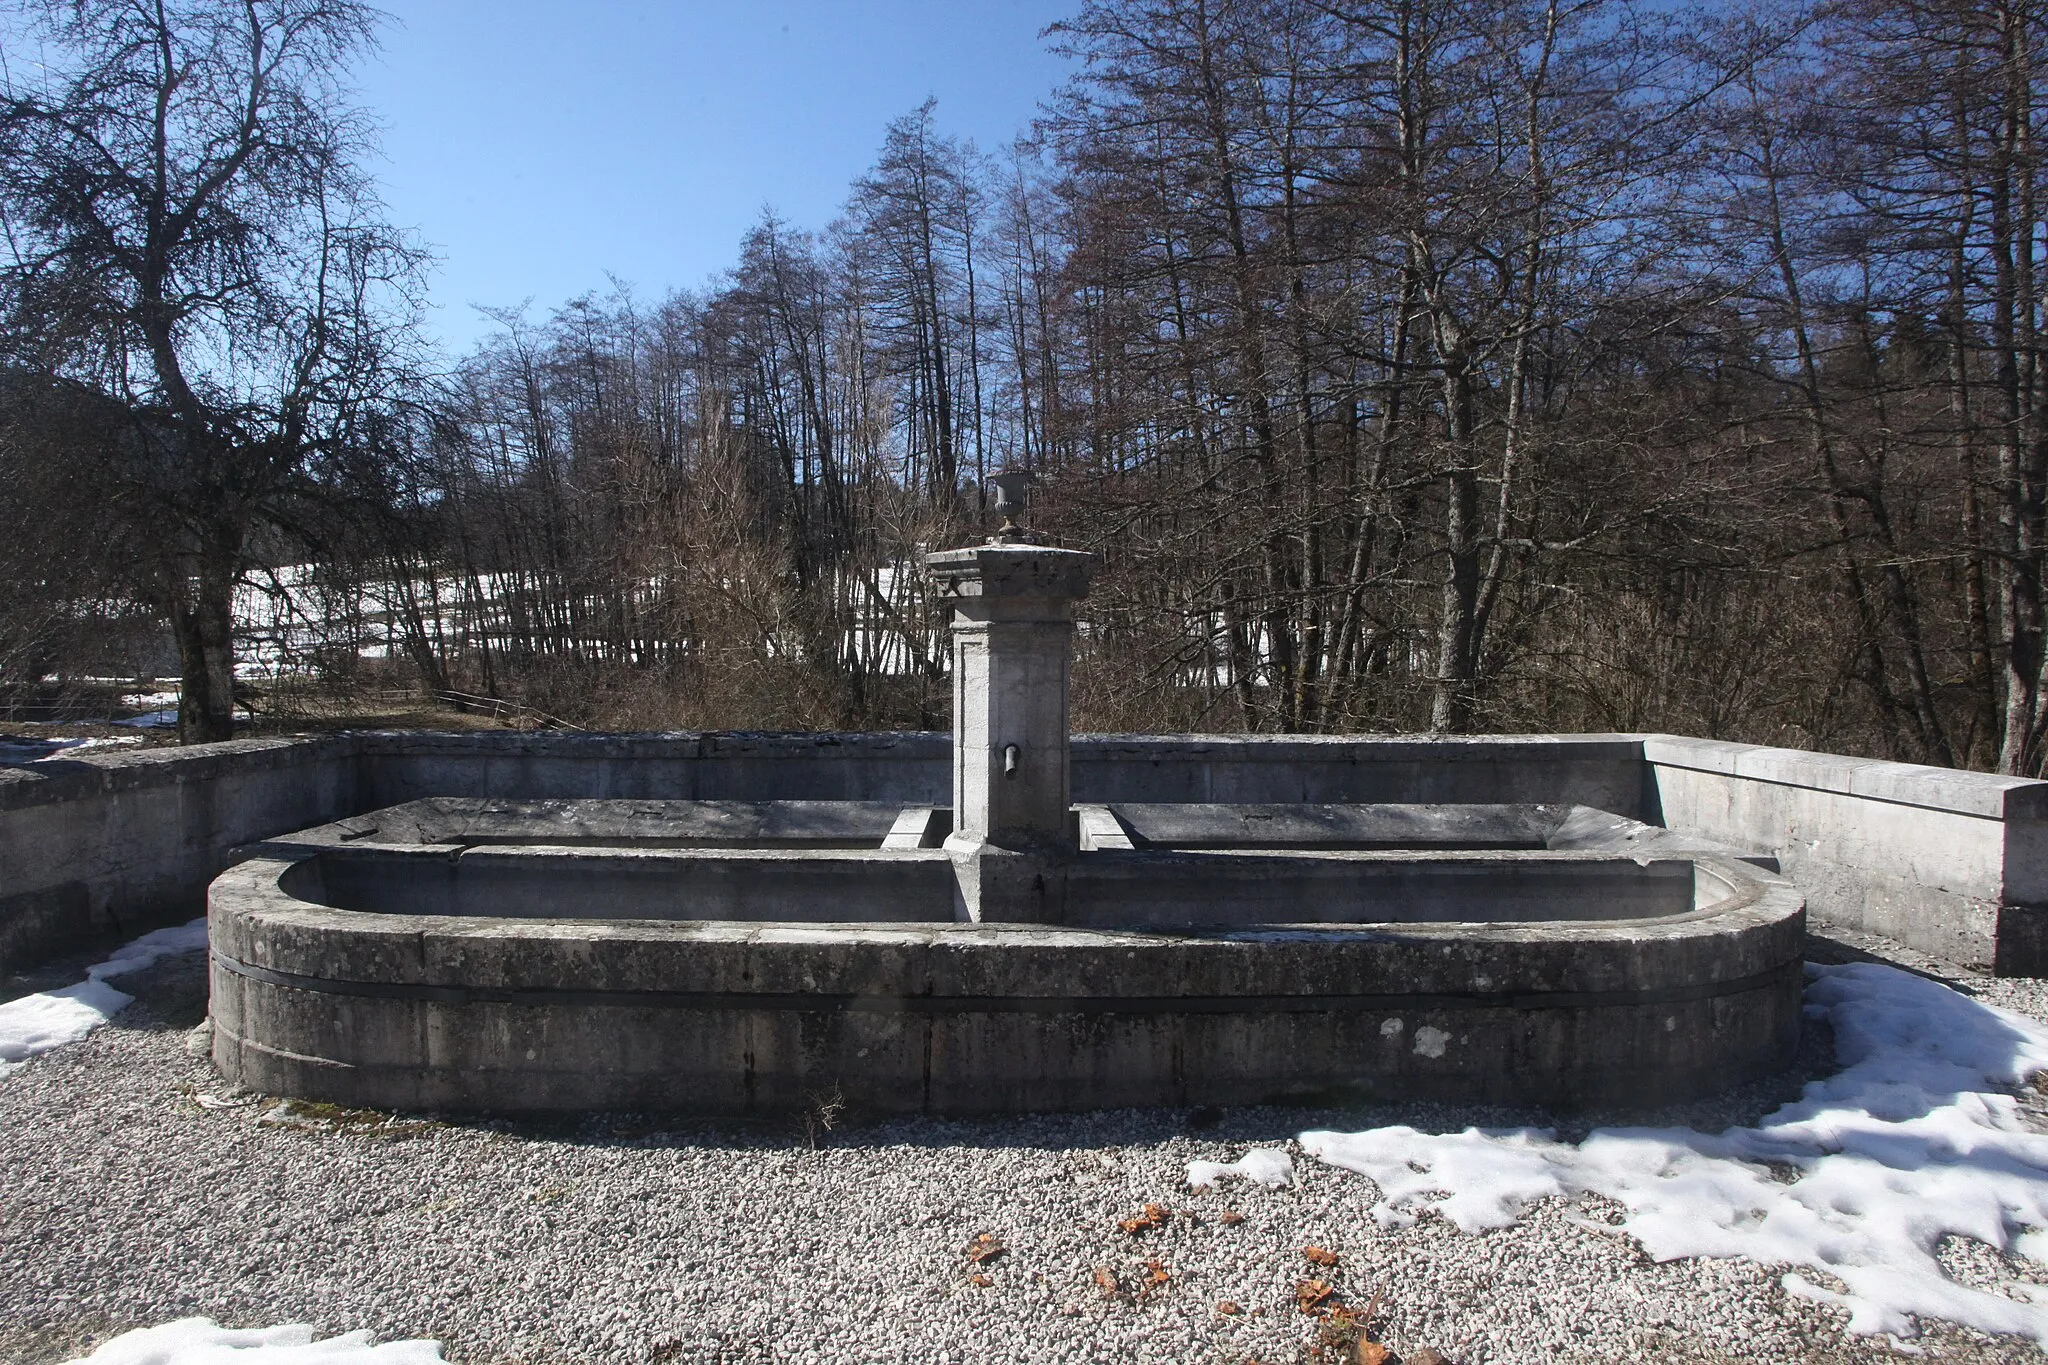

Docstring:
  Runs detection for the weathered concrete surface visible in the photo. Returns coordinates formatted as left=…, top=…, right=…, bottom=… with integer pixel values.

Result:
left=1059, top=851, right=1698, bottom=929
left=287, top=845, right=958, bottom=923
left=208, top=847, right=1804, bottom=1115
left=339, top=797, right=910, bottom=848
left=355, top=730, right=954, bottom=807
left=1116, top=800, right=1569, bottom=849
left=1074, top=734, right=1651, bottom=812
left=1645, top=735, right=2048, bottom=973
left=0, top=737, right=354, bottom=971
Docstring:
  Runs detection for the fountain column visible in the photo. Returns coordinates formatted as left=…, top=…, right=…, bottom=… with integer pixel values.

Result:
left=924, top=492, right=1097, bottom=922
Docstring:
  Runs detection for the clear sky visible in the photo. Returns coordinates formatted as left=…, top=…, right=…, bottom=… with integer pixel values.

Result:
left=353, top=1, right=1076, bottom=355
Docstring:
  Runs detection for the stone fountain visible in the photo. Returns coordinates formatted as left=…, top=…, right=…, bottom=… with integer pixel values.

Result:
left=203, top=481, right=1805, bottom=1115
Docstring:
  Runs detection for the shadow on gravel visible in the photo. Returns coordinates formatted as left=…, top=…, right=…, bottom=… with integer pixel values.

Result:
left=1805, top=929, right=1984, bottom=994
left=0, top=1312, right=136, bottom=1365
left=98, top=952, right=210, bottom=1032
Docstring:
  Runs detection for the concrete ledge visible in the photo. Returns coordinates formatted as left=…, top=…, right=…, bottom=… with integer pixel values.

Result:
left=1644, top=735, right=2048, bottom=972
left=1642, top=735, right=2048, bottom=819
left=0, top=735, right=351, bottom=812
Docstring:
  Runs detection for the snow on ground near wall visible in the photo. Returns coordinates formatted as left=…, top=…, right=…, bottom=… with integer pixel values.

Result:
left=0, top=919, right=208, bottom=1076
left=1275, top=962, right=2048, bottom=1345
left=63, top=1317, right=443, bottom=1363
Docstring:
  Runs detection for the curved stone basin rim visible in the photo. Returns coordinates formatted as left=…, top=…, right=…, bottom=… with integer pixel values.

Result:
left=207, top=827, right=1806, bottom=1115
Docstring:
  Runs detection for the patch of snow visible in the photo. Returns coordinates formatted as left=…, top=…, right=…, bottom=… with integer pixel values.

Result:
left=85, top=920, right=211, bottom=984
left=121, top=689, right=181, bottom=710
left=1300, top=962, right=2048, bottom=1345
left=62, top=1317, right=442, bottom=1362
left=0, top=919, right=208, bottom=1077
left=1186, top=1147, right=1294, bottom=1189
left=0, top=735, right=144, bottom=764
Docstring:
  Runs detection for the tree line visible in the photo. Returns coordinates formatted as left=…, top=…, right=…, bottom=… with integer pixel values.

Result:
left=3, top=0, right=2047, bottom=775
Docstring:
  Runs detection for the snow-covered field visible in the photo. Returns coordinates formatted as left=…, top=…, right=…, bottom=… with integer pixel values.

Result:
left=6, top=927, right=2048, bottom=1364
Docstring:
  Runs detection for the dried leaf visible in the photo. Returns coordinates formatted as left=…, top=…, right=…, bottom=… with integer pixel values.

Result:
left=1404, top=1351, right=1452, bottom=1365
left=1144, top=1258, right=1171, bottom=1288
left=966, top=1272, right=994, bottom=1288
left=963, top=1232, right=1006, bottom=1265
left=1093, top=1264, right=1122, bottom=1299
left=1117, top=1202, right=1170, bottom=1234
left=1295, top=1278, right=1336, bottom=1315
left=1215, top=1300, right=1242, bottom=1316
left=1217, top=1210, right=1245, bottom=1225
left=1354, top=1343, right=1391, bottom=1365
left=1303, top=1244, right=1340, bottom=1267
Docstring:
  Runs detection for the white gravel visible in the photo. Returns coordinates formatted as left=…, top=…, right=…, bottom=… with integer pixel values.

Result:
left=5, top=936, right=2048, bottom=1365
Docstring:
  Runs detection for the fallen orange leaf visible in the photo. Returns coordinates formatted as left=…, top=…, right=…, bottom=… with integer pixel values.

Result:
left=963, top=1231, right=1006, bottom=1264
left=1216, top=1210, right=1244, bottom=1225
left=1093, top=1264, right=1122, bottom=1298
left=1295, top=1278, right=1336, bottom=1314
left=1354, top=1343, right=1391, bottom=1365
left=1303, top=1244, right=1339, bottom=1267
left=966, top=1272, right=994, bottom=1288
left=1215, top=1300, right=1242, bottom=1315
left=1117, top=1202, right=1170, bottom=1234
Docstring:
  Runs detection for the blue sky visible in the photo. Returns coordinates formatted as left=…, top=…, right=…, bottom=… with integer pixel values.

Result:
left=354, top=1, right=1076, bottom=354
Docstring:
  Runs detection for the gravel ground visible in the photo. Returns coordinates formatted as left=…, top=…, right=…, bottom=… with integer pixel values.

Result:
left=5, top=936, right=2048, bottom=1365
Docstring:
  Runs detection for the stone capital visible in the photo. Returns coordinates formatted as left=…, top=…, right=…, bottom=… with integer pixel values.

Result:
left=923, top=544, right=1099, bottom=603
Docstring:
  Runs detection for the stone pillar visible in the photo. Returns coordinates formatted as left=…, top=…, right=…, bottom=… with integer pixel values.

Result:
left=924, top=543, right=1098, bottom=921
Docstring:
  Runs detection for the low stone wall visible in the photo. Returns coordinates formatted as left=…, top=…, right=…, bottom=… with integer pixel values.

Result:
left=0, top=737, right=356, bottom=971
left=1644, top=736, right=2048, bottom=974
left=1073, top=733, right=1650, bottom=811
left=353, top=730, right=1652, bottom=813
left=354, top=730, right=954, bottom=806
left=6, top=726, right=2048, bottom=975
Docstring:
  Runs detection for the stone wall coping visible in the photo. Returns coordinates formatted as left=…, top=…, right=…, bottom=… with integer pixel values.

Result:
left=1072, top=733, right=1646, bottom=758
left=9, top=727, right=2037, bottom=822
left=1642, top=734, right=2048, bottom=821
left=347, top=729, right=953, bottom=758
left=0, top=734, right=350, bottom=813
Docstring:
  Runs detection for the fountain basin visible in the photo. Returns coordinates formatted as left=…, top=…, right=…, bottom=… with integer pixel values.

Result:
left=207, top=799, right=1805, bottom=1114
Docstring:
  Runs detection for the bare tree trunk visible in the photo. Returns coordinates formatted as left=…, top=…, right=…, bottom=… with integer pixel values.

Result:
left=168, top=534, right=238, bottom=743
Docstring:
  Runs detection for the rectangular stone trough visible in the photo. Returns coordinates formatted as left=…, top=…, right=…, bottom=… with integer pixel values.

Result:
left=206, top=798, right=1806, bottom=1116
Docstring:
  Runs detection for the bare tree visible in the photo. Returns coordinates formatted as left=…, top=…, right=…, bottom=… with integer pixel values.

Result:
left=0, top=0, right=424, bottom=740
